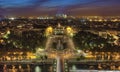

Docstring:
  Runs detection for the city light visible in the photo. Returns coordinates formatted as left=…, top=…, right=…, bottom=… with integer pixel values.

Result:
left=0, top=0, right=120, bottom=71
left=0, top=16, right=120, bottom=71
left=45, top=26, right=53, bottom=36
left=9, top=17, right=15, bottom=20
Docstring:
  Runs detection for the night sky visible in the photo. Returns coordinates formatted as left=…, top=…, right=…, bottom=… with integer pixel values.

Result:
left=0, top=0, right=120, bottom=16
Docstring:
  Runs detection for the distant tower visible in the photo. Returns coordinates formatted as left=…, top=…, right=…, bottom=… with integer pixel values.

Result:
left=56, top=7, right=67, bottom=18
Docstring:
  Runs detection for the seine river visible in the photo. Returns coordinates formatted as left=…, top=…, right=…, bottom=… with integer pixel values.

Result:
left=0, top=64, right=53, bottom=72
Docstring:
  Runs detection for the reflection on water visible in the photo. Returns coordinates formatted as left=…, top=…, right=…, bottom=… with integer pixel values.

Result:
left=3, top=64, right=31, bottom=72
left=0, top=64, right=52, bottom=72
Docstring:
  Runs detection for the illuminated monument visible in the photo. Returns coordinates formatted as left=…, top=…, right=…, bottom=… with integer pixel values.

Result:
left=42, top=23, right=85, bottom=72
left=45, top=23, right=74, bottom=37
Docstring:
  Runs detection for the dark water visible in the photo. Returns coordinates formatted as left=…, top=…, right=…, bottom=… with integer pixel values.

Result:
left=68, top=63, right=120, bottom=70
left=0, top=64, right=53, bottom=72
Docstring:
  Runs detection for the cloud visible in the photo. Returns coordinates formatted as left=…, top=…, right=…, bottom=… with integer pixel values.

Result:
left=0, top=0, right=36, bottom=8
left=0, top=0, right=120, bottom=16
left=40, top=0, right=98, bottom=7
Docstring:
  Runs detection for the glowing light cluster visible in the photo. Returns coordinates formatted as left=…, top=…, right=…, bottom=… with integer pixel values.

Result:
left=66, top=26, right=74, bottom=37
left=45, top=26, right=53, bottom=36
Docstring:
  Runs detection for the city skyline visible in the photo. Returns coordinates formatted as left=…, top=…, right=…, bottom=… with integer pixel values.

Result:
left=0, top=0, right=120, bottom=17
